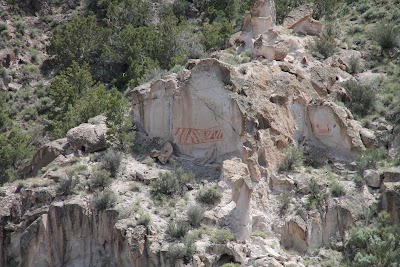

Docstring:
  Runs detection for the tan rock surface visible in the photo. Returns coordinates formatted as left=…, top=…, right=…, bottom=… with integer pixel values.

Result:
left=66, top=115, right=108, bottom=153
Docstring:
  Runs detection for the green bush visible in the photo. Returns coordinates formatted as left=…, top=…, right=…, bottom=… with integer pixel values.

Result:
left=151, top=172, right=180, bottom=196
left=202, top=19, right=233, bottom=51
left=345, top=212, right=400, bottom=266
left=138, top=212, right=152, bottom=226
left=221, top=264, right=241, bottom=267
left=48, top=15, right=110, bottom=69
left=307, top=178, right=328, bottom=211
left=356, top=148, right=386, bottom=175
left=48, top=62, right=129, bottom=138
left=129, top=182, right=140, bottom=192
left=330, top=180, right=346, bottom=197
left=211, top=228, right=235, bottom=244
left=90, top=169, right=112, bottom=191
left=99, top=148, right=122, bottom=177
left=278, top=147, right=304, bottom=173
left=310, top=31, right=337, bottom=59
left=167, top=243, right=187, bottom=263
left=95, top=0, right=153, bottom=29
left=197, top=185, right=221, bottom=205
left=343, top=80, right=376, bottom=118
left=167, top=219, right=190, bottom=240
left=187, top=205, right=204, bottom=228
left=370, top=22, right=399, bottom=50
left=151, top=167, right=194, bottom=197
left=57, top=177, right=79, bottom=195
left=348, top=55, right=362, bottom=74
left=92, top=190, right=117, bottom=210
left=354, top=174, right=364, bottom=189
left=0, top=129, right=34, bottom=185
left=279, top=192, right=292, bottom=214
left=167, top=237, right=196, bottom=263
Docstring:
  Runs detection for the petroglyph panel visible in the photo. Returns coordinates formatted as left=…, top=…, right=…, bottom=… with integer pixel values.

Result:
left=174, top=127, right=224, bottom=145
left=133, top=61, right=243, bottom=160
left=309, top=105, right=352, bottom=155
left=314, top=122, right=335, bottom=136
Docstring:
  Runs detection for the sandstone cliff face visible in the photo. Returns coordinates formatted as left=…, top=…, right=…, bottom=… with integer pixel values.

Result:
left=132, top=60, right=244, bottom=162
left=132, top=58, right=365, bottom=173
left=0, top=190, right=160, bottom=267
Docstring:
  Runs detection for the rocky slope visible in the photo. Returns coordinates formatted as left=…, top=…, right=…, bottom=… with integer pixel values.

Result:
left=1, top=0, right=400, bottom=267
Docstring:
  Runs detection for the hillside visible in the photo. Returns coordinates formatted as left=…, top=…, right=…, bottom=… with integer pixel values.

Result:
left=1, top=0, right=400, bottom=266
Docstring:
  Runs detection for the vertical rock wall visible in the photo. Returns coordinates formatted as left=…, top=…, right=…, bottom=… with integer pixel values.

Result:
left=133, top=60, right=244, bottom=161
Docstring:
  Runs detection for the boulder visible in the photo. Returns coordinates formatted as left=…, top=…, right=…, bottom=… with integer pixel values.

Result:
left=360, top=128, right=377, bottom=148
left=288, top=17, right=322, bottom=36
left=149, top=141, right=173, bottom=164
left=381, top=177, right=400, bottom=223
left=308, top=65, right=338, bottom=97
left=24, top=138, right=70, bottom=177
left=241, top=0, right=276, bottom=49
left=269, top=174, right=295, bottom=192
left=283, top=4, right=322, bottom=36
left=382, top=168, right=400, bottom=183
left=363, top=169, right=382, bottom=188
left=66, top=115, right=108, bottom=153
left=283, top=3, right=314, bottom=28
left=0, top=49, right=15, bottom=68
left=253, top=34, right=290, bottom=61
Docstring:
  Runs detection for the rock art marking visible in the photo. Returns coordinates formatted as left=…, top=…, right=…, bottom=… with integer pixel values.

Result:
left=174, top=126, right=224, bottom=145
left=314, top=122, right=334, bottom=136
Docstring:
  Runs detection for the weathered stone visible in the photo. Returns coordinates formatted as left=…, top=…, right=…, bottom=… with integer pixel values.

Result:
left=308, top=65, right=338, bottom=97
left=149, top=141, right=173, bottom=164
left=269, top=174, right=295, bottom=192
left=132, top=59, right=243, bottom=161
left=381, top=181, right=400, bottom=223
left=24, top=138, right=70, bottom=177
left=360, top=128, right=377, bottom=148
left=253, top=34, right=290, bottom=61
left=283, top=3, right=314, bottom=28
left=363, top=169, right=382, bottom=188
left=382, top=168, right=400, bottom=183
left=66, top=115, right=108, bottom=153
left=283, top=4, right=322, bottom=36
left=0, top=49, right=15, bottom=68
left=241, top=0, right=276, bottom=49
left=132, top=58, right=365, bottom=180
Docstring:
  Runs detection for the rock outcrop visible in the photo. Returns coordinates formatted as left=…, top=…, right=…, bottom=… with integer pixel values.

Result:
left=381, top=168, right=400, bottom=223
left=283, top=4, right=322, bottom=36
left=24, top=138, right=70, bottom=177
left=0, top=189, right=162, bottom=267
left=66, top=115, right=108, bottom=153
left=241, top=0, right=276, bottom=49
left=0, top=49, right=15, bottom=68
left=280, top=199, right=361, bottom=252
left=132, top=58, right=364, bottom=172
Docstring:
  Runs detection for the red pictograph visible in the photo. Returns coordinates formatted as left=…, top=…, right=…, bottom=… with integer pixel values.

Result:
left=315, top=122, right=332, bottom=135
left=174, top=126, right=224, bottom=145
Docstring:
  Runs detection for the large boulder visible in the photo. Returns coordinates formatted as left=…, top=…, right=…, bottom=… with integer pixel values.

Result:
left=24, top=138, right=70, bottom=177
left=0, top=49, right=15, bottom=68
left=283, top=4, right=322, bottom=36
left=66, top=115, right=108, bottom=153
left=241, top=0, right=276, bottom=48
left=149, top=141, right=173, bottom=164
left=363, top=169, right=382, bottom=188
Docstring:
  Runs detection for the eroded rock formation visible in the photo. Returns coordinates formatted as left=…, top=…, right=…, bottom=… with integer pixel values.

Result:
left=132, top=58, right=365, bottom=171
